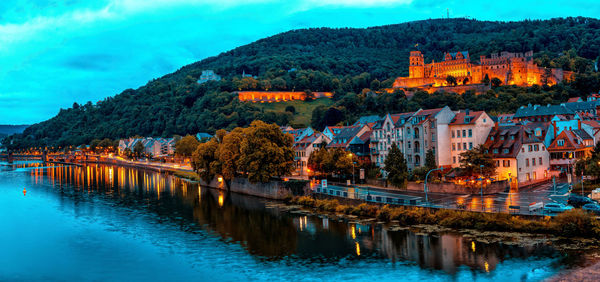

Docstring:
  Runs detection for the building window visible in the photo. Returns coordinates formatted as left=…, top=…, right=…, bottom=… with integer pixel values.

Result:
left=462, top=130, right=466, bottom=137
left=528, top=145, right=532, bottom=152
left=533, top=172, right=537, bottom=180
left=453, top=156, right=456, bottom=163
left=452, top=130, right=455, bottom=138
left=452, top=143, right=456, bottom=151
left=503, top=149, right=509, bottom=154
left=456, top=130, right=460, bottom=137
left=539, top=157, right=543, bottom=165
left=468, top=129, right=472, bottom=137
left=463, top=143, right=467, bottom=150
left=532, top=158, right=536, bottom=166
left=493, top=149, right=498, bottom=154
left=469, top=142, right=473, bottom=150
left=458, top=143, right=461, bottom=150
left=557, top=139, right=564, bottom=146
left=526, top=173, right=531, bottom=181
left=526, top=159, right=529, bottom=167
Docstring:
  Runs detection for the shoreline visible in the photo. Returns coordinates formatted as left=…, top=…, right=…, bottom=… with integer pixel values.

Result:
left=33, top=159, right=600, bottom=252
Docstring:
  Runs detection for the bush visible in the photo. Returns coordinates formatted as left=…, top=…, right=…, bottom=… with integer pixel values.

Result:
left=552, top=209, right=597, bottom=237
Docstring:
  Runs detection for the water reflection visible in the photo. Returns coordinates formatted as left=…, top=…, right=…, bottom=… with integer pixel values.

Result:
left=4, top=161, right=563, bottom=277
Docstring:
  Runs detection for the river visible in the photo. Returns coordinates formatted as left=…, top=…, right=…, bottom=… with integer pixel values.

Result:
left=0, top=161, right=584, bottom=281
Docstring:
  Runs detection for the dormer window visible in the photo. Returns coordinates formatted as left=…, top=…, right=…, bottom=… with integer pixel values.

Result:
left=557, top=139, right=564, bottom=146
left=500, top=136, right=505, bottom=140
left=503, top=149, right=509, bottom=154
left=535, top=128, right=542, bottom=137
left=510, top=135, right=515, bottom=140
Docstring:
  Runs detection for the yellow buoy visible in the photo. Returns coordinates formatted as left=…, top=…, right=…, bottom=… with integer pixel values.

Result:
left=23, top=188, right=27, bottom=196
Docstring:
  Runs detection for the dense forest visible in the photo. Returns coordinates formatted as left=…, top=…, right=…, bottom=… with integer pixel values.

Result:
left=3, top=17, right=600, bottom=150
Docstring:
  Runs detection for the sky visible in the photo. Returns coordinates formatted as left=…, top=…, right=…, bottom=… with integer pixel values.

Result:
left=1, top=0, right=599, bottom=125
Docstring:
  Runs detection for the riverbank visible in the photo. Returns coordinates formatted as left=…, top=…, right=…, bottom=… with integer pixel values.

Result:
left=287, top=196, right=600, bottom=241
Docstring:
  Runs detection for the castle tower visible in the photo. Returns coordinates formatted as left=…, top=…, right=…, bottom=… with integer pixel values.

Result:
left=409, top=51, right=425, bottom=78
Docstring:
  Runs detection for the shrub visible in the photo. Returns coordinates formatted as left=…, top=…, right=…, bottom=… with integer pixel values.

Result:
left=552, top=209, right=597, bottom=237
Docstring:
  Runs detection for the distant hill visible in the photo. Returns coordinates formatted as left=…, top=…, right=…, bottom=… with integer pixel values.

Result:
left=4, top=17, right=600, bottom=149
left=0, top=125, right=29, bottom=138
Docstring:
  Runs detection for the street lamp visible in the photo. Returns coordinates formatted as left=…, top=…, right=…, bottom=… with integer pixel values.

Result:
left=424, top=166, right=444, bottom=203
left=347, top=153, right=355, bottom=185
left=480, top=165, right=484, bottom=211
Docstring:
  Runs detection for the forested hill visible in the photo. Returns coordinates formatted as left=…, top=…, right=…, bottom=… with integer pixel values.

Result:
left=4, top=17, right=600, bottom=150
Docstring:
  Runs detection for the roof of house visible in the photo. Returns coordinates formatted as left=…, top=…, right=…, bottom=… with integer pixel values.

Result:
left=327, top=126, right=366, bottom=148
left=548, top=130, right=589, bottom=151
left=354, top=115, right=382, bottom=126
left=582, top=120, right=600, bottom=128
left=513, top=104, right=574, bottom=118
left=565, top=100, right=599, bottom=112
left=449, top=110, right=485, bottom=126
left=485, top=123, right=544, bottom=158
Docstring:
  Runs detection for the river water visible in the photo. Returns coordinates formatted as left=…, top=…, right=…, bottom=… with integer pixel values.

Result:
left=0, top=161, right=581, bottom=281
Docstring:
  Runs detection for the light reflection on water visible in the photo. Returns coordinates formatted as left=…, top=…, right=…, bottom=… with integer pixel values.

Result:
left=0, top=161, right=567, bottom=281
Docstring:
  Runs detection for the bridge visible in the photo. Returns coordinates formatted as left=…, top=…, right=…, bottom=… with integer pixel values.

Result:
left=0, top=151, right=84, bottom=164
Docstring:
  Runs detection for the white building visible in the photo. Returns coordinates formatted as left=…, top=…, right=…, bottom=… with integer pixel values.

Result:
left=293, top=132, right=331, bottom=175
left=370, top=106, right=455, bottom=171
left=449, top=110, right=494, bottom=167
left=485, top=123, right=550, bottom=184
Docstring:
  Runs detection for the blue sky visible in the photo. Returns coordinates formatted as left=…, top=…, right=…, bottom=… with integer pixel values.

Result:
left=1, top=0, right=598, bottom=125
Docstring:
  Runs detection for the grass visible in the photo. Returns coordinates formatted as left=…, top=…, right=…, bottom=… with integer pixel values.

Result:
left=289, top=196, right=600, bottom=238
left=254, top=98, right=334, bottom=127
left=173, top=170, right=201, bottom=181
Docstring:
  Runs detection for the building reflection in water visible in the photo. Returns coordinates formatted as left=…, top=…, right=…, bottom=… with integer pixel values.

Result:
left=18, top=161, right=559, bottom=275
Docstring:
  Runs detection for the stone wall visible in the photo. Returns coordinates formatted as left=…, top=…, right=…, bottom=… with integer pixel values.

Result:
left=200, top=176, right=308, bottom=200
left=406, top=180, right=508, bottom=195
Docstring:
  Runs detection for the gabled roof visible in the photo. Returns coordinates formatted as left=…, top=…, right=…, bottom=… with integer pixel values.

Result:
left=567, top=97, right=583, bottom=103
left=548, top=130, right=589, bottom=151
left=450, top=111, right=485, bottom=126
left=354, top=115, right=382, bottom=126
left=327, top=125, right=367, bottom=148
left=564, top=101, right=599, bottom=112
left=445, top=51, right=469, bottom=61
left=485, top=123, right=544, bottom=158
left=514, top=104, right=574, bottom=118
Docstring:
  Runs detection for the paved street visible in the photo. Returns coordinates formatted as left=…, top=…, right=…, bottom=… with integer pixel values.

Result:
left=317, top=181, right=576, bottom=215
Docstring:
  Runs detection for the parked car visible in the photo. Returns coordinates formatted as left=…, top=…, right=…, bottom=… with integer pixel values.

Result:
left=543, top=203, right=573, bottom=213
left=582, top=203, right=600, bottom=215
left=567, top=194, right=594, bottom=208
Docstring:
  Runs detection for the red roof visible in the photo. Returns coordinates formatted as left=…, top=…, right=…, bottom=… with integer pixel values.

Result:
left=450, top=111, right=485, bottom=125
left=547, top=130, right=587, bottom=151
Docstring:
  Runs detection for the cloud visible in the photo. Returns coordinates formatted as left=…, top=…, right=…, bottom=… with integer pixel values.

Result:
left=0, top=0, right=598, bottom=124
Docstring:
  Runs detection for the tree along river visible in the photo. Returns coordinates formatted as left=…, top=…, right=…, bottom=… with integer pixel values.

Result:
left=0, top=161, right=585, bottom=281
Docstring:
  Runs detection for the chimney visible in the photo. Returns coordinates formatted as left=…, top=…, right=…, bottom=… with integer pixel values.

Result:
left=465, top=109, right=470, bottom=115
left=553, top=121, right=558, bottom=139
left=578, top=119, right=582, bottom=130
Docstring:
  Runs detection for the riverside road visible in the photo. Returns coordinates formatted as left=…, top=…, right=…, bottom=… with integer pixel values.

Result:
left=317, top=182, right=574, bottom=216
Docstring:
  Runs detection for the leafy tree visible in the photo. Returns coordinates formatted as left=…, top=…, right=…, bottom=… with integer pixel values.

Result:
left=491, top=77, right=502, bottom=88
left=217, top=128, right=244, bottom=180
left=133, top=141, right=145, bottom=158
left=458, top=145, right=496, bottom=178
left=446, top=75, right=457, bottom=86
left=191, top=138, right=220, bottom=182
left=425, top=149, right=437, bottom=170
left=481, top=74, right=490, bottom=85
left=384, top=143, right=408, bottom=188
left=238, top=120, right=295, bottom=183
left=285, top=105, right=296, bottom=114
left=175, top=135, right=200, bottom=157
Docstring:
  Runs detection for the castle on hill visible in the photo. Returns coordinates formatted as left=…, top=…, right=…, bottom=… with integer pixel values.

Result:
left=393, top=50, right=574, bottom=89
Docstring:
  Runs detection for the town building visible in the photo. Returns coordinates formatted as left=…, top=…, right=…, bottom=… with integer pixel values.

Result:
left=449, top=110, right=494, bottom=167
left=548, top=130, right=594, bottom=174
left=370, top=106, right=455, bottom=171
left=293, top=132, right=331, bottom=176
left=197, top=70, right=221, bottom=84
left=513, top=103, right=575, bottom=123
left=485, top=123, right=550, bottom=185
left=393, top=50, right=573, bottom=89
left=283, top=127, right=314, bottom=143
left=327, top=125, right=372, bottom=162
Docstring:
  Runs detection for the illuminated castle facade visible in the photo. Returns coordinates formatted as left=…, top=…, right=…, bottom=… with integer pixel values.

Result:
left=393, top=50, right=574, bottom=89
